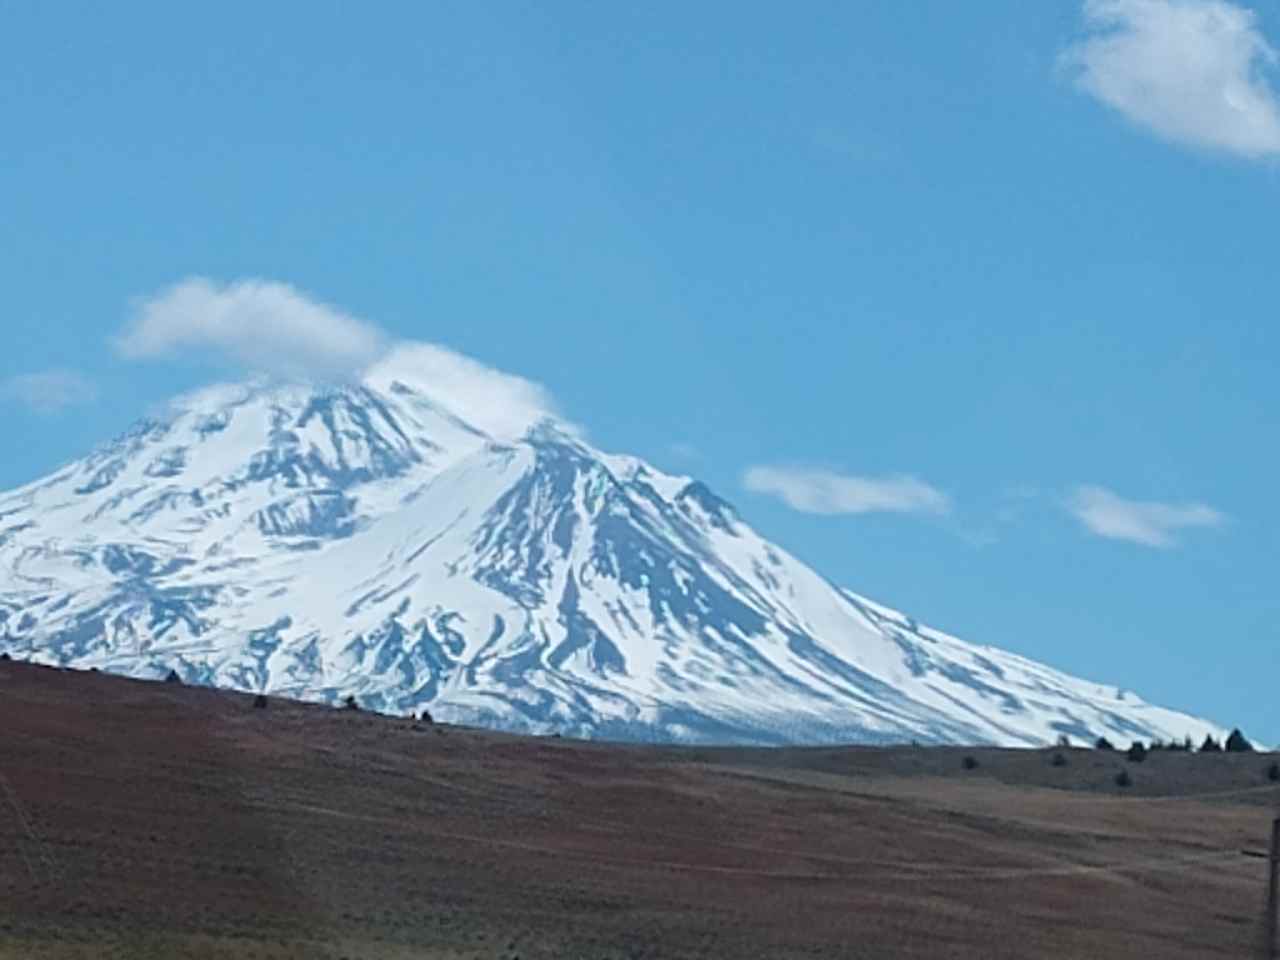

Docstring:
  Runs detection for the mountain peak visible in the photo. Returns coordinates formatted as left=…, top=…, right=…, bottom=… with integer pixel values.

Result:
left=0, top=376, right=1226, bottom=747
left=522, top=417, right=583, bottom=447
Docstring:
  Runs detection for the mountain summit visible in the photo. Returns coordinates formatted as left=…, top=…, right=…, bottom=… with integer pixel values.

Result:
left=0, top=377, right=1222, bottom=746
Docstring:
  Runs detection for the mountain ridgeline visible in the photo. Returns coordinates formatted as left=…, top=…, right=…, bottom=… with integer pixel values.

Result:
left=0, top=376, right=1224, bottom=746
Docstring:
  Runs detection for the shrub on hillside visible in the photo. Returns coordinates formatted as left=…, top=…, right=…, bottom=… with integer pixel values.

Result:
left=1126, top=742, right=1147, bottom=763
left=962, top=755, right=979, bottom=771
left=1095, top=737, right=1115, bottom=751
left=1051, top=752, right=1068, bottom=768
left=1200, top=735, right=1222, bottom=753
left=1267, top=762, right=1279, bottom=783
left=1056, top=734, right=1071, bottom=749
left=253, top=694, right=268, bottom=710
left=420, top=709, right=434, bottom=724
left=344, top=695, right=360, bottom=711
left=165, top=669, right=182, bottom=685
left=1224, top=729, right=1253, bottom=753
left=1114, top=770, right=1132, bottom=788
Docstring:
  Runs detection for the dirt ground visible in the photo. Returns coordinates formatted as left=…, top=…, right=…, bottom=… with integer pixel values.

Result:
left=0, top=660, right=1276, bottom=959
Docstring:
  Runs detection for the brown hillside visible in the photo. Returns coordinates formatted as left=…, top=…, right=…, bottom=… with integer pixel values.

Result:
left=0, top=660, right=1275, bottom=959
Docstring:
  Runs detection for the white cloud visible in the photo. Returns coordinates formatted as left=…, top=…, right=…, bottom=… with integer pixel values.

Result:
left=364, top=343, right=565, bottom=440
left=2, top=369, right=99, bottom=414
left=1067, top=484, right=1225, bottom=547
left=116, top=277, right=562, bottom=441
left=115, top=277, right=388, bottom=379
left=742, top=466, right=951, bottom=516
left=1062, top=0, right=1280, bottom=158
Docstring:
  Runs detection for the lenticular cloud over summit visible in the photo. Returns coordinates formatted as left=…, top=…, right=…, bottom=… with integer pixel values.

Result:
left=116, top=277, right=565, bottom=441
left=365, top=343, right=567, bottom=442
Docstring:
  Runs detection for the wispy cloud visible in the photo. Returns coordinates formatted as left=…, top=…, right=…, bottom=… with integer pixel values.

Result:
left=116, top=277, right=562, bottom=440
left=2, top=369, right=99, bottom=414
left=364, top=343, right=564, bottom=441
left=1062, top=0, right=1280, bottom=158
left=1067, top=484, right=1226, bottom=547
left=742, top=466, right=951, bottom=516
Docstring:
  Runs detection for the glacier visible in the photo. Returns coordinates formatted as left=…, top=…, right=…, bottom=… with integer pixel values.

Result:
left=0, top=373, right=1225, bottom=747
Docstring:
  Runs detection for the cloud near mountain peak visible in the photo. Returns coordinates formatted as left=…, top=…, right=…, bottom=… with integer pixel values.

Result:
left=115, top=277, right=563, bottom=441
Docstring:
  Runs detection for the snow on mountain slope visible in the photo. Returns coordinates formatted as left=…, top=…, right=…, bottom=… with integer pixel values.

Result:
left=0, top=377, right=1225, bottom=746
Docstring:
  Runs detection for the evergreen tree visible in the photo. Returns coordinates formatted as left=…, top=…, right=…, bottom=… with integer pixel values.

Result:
left=1224, top=729, right=1253, bottom=753
left=1126, top=741, right=1147, bottom=763
left=1095, top=736, right=1115, bottom=751
left=1200, top=734, right=1222, bottom=753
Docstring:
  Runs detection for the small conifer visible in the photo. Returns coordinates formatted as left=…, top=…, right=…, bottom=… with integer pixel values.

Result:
left=1224, top=729, right=1253, bottom=753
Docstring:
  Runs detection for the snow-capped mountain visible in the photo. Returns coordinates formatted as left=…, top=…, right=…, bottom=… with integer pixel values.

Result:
left=0, top=374, right=1224, bottom=746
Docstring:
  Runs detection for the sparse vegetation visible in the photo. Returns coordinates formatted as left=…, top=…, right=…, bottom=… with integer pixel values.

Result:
left=1095, top=736, right=1115, bottom=751
left=3, top=660, right=1271, bottom=960
left=1056, top=734, right=1071, bottom=748
left=1224, top=728, right=1253, bottom=753
left=344, top=695, right=360, bottom=711
left=1199, top=734, right=1222, bottom=753
left=961, top=755, right=979, bottom=770
left=1126, top=742, right=1146, bottom=763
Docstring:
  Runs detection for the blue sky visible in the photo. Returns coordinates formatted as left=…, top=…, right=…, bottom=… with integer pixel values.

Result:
left=2, top=1, right=1277, bottom=742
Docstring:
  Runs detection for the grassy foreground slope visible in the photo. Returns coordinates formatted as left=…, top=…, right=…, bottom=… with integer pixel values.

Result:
left=0, top=660, right=1275, bottom=959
